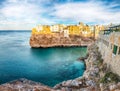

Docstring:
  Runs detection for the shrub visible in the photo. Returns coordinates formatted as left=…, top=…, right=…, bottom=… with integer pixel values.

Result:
left=97, top=59, right=103, bottom=66
left=100, top=72, right=120, bottom=84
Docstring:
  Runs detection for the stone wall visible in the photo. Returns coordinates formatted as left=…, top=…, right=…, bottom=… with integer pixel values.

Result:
left=97, top=32, right=120, bottom=76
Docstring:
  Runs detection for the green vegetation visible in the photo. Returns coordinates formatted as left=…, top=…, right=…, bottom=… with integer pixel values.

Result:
left=110, top=25, right=120, bottom=32
left=117, top=29, right=120, bottom=32
left=113, top=29, right=120, bottom=32
left=100, top=63, right=108, bottom=73
left=100, top=72, right=120, bottom=84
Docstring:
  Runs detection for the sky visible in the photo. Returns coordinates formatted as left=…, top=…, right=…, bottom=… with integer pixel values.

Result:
left=0, top=0, right=120, bottom=30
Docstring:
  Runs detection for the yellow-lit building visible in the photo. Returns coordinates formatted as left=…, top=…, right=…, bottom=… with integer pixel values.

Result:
left=81, top=25, right=91, bottom=37
left=32, top=25, right=52, bottom=34
left=78, top=22, right=84, bottom=30
left=67, top=25, right=80, bottom=35
left=32, top=22, right=107, bottom=38
left=32, top=28, right=37, bottom=34
left=63, top=28, right=69, bottom=37
left=40, top=25, right=51, bottom=34
left=50, top=24, right=66, bottom=33
left=50, top=24, right=60, bottom=32
left=94, top=25, right=105, bottom=39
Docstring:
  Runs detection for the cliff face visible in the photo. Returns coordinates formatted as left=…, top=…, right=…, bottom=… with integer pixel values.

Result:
left=29, top=34, right=94, bottom=48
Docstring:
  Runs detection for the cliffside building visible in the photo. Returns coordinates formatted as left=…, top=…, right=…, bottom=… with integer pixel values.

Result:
left=67, top=25, right=80, bottom=35
left=32, top=25, right=52, bottom=34
left=63, top=28, right=69, bottom=37
left=32, top=22, right=106, bottom=38
left=97, top=25, right=120, bottom=76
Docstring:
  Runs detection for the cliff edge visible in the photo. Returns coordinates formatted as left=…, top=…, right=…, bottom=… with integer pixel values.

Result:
left=29, top=34, right=94, bottom=48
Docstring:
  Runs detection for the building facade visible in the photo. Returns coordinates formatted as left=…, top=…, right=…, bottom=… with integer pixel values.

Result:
left=67, top=25, right=80, bottom=35
left=32, top=23, right=106, bottom=38
left=97, top=30, right=120, bottom=76
left=32, top=25, right=51, bottom=34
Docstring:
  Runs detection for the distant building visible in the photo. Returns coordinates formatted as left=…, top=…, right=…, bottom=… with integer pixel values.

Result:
left=36, top=25, right=43, bottom=32
left=32, top=25, right=51, bottom=34
left=50, top=25, right=59, bottom=32
left=63, top=28, right=69, bottom=37
left=50, top=24, right=65, bottom=32
left=31, top=22, right=109, bottom=38
left=67, top=25, right=80, bottom=35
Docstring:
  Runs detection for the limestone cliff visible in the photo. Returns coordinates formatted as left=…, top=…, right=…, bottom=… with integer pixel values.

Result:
left=29, top=34, right=94, bottom=48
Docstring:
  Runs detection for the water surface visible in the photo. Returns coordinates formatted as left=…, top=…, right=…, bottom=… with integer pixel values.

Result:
left=0, top=31, right=87, bottom=86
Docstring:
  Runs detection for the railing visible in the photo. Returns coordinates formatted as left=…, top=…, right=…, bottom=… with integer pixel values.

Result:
left=99, top=30, right=113, bottom=35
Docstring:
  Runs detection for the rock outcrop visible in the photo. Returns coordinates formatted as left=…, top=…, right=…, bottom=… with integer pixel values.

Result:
left=53, top=44, right=120, bottom=91
left=0, top=78, right=55, bottom=91
left=29, top=34, right=94, bottom=48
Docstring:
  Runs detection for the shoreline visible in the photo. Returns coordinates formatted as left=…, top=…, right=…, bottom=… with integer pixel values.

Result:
left=30, top=43, right=93, bottom=48
left=31, top=45, right=88, bottom=48
left=0, top=44, right=91, bottom=90
left=0, top=45, right=89, bottom=90
left=31, top=44, right=89, bottom=48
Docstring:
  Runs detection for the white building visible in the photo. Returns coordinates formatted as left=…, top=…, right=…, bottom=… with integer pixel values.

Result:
left=50, top=25, right=60, bottom=32
left=36, top=25, right=43, bottom=32
left=50, top=24, right=66, bottom=32
left=63, top=29, right=69, bottom=37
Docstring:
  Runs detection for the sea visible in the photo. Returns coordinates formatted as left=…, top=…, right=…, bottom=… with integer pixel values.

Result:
left=0, top=31, right=87, bottom=87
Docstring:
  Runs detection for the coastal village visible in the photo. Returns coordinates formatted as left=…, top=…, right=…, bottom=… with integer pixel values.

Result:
left=32, top=22, right=106, bottom=39
left=30, top=22, right=113, bottom=48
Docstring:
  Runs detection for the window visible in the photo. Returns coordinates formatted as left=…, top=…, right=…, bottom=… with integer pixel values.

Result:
left=113, top=45, right=118, bottom=55
left=118, top=47, right=120, bottom=55
left=111, top=44, right=113, bottom=49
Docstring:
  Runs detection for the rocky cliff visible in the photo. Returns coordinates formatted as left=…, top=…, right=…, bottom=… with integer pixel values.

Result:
left=29, top=34, right=94, bottom=48
left=0, top=78, right=55, bottom=91
left=54, top=44, right=120, bottom=91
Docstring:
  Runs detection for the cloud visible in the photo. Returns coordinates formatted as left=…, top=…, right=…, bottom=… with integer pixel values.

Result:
left=50, top=0, right=120, bottom=24
left=0, top=0, right=55, bottom=30
left=0, top=0, right=120, bottom=30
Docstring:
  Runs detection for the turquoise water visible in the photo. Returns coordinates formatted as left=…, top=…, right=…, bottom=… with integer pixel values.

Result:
left=0, top=31, right=87, bottom=87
